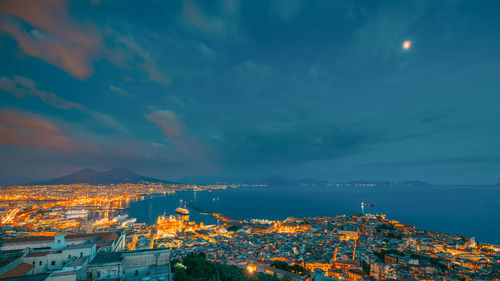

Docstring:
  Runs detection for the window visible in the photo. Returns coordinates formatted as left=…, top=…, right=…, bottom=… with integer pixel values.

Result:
left=39, top=261, right=42, bottom=266
left=135, top=270, right=138, bottom=276
left=68, top=255, right=71, bottom=259
left=51, top=261, right=55, bottom=266
left=32, top=261, right=35, bottom=265
left=97, top=271, right=101, bottom=278
left=80, top=252, right=83, bottom=257
left=57, top=240, right=61, bottom=244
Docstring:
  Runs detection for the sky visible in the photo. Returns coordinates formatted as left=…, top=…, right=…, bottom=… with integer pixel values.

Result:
left=0, top=0, right=500, bottom=185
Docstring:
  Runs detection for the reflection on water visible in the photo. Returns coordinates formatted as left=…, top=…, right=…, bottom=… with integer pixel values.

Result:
left=128, top=185, right=500, bottom=244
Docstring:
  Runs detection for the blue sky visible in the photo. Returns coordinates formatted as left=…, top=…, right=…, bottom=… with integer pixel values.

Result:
left=1, top=0, right=500, bottom=184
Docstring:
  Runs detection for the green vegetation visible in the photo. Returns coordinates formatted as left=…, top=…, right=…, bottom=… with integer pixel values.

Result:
left=361, top=260, right=370, bottom=275
left=376, top=224, right=395, bottom=231
left=270, top=261, right=306, bottom=275
left=227, top=225, right=241, bottom=232
left=172, top=252, right=280, bottom=281
left=386, top=232, right=403, bottom=240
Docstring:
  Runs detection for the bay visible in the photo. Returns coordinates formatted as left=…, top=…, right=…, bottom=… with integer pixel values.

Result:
left=127, top=185, right=500, bottom=244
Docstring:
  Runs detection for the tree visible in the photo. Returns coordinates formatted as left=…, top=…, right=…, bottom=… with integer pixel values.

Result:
left=174, top=252, right=280, bottom=281
left=361, top=260, right=370, bottom=275
left=227, top=225, right=241, bottom=232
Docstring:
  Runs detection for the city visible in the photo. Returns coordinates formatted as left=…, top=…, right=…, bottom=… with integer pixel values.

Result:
left=0, top=182, right=499, bottom=280
left=1, top=0, right=500, bottom=280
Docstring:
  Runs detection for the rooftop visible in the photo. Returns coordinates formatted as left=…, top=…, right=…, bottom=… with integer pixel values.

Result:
left=89, top=253, right=123, bottom=265
left=67, top=257, right=87, bottom=267
left=0, top=262, right=34, bottom=279
left=50, top=270, right=77, bottom=277
left=1, top=232, right=120, bottom=245
left=26, top=251, right=49, bottom=257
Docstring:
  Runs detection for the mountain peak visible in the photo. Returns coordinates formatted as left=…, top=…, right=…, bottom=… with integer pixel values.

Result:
left=108, top=167, right=134, bottom=172
left=34, top=168, right=171, bottom=185
left=104, top=167, right=138, bottom=176
left=73, top=168, right=99, bottom=174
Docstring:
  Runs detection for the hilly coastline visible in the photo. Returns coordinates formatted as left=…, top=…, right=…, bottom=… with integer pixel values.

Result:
left=34, top=168, right=172, bottom=185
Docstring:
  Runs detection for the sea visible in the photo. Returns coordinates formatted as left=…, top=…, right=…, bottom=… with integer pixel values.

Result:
left=127, top=184, right=500, bottom=244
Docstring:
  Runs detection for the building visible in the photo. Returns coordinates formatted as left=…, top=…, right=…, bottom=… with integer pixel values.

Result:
left=0, top=252, right=35, bottom=279
left=88, top=248, right=172, bottom=281
left=0, top=232, right=124, bottom=253
left=0, top=232, right=171, bottom=280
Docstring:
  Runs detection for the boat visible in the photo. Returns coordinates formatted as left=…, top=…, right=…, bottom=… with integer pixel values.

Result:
left=175, top=207, right=190, bottom=215
left=121, top=218, right=136, bottom=227
left=361, top=202, right=375, bottom=207
left=112, top=214, right=129, bottom=222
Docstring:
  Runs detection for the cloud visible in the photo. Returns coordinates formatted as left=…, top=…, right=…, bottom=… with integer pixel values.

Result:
left=109, top=85, right=133, bottom=97
left=359, top=156, right=500, bottom=168
left=0, top=109, right=77, bottom=152
left=0, top=109, right=216, bottom=183
left=236, top=61, right=272, bottom=76
left=269, top=0, right=305, bottom=22
left=146, top=110, right=186, bottom=137
left=181, top=0, right=239, bottom=36
left=0, top=1, right=169, bottom=85
left=420, top=114, right=450, bottom=124
left=217, top=123, right=379, bottom=167
left=182, top=1, right=208, bottom=29
left=0, top=0, right=101, bottom=79
left=88, top=111, right=128, bottom=133
left=105, top=30, right=170, bottom=85
left=198, top=42, right=217, bottom=60
left=0, top=75, right=127, bottom=133
left=0, top=75, right=85, bottom=110
left=0, top=136, right=220, bottom=184
left=145, top=109, right=217, bottom=163
left=340, top=1, right=434, bottom=64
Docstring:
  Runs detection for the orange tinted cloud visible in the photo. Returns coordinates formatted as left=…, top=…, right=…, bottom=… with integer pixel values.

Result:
left=146, top=110, right=186, bottom=137
left=0, top=0, right=101, bottom=79
left=0, top=110, right=76, bottom=152
left=0, top=75, right=128, bottom=133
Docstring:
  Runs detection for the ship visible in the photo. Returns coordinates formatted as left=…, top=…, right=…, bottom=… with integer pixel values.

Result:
left=175, top=207, right=190, bottom=216
left=175, top=200, right=190, bottom=222
left=361, top=202, right=375, bottom=207
left=121, top=218, right=136, bottom=227
left=112, top=214, right=129, bottom=222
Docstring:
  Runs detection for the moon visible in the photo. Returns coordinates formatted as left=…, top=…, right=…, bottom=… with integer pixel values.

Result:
left=403, top=40, right=411, bottom=50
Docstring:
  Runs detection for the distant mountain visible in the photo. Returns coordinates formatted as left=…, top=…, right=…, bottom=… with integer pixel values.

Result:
left=240, top=177, right=430, bottom=187
left=341, top=180, right=430, bottom=186
left=34, top=168, right=172, bottom=185
left=240, top=176, right=298, bottom=186
left=297, top=179, right=331, bottom=186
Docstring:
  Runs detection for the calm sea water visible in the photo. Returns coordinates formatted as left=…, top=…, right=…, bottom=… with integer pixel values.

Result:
left=127, top=185, right=500, bottom=244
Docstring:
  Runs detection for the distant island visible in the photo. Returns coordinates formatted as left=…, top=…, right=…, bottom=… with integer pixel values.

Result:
left=238, top=176, right=430, bottom=187
left=33, top=167, right=173, bottom=185
left=19, top=168, right=432, bottom=187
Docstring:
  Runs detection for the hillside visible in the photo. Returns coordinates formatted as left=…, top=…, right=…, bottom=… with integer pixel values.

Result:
left=34, top=168, right=172, bottom=185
